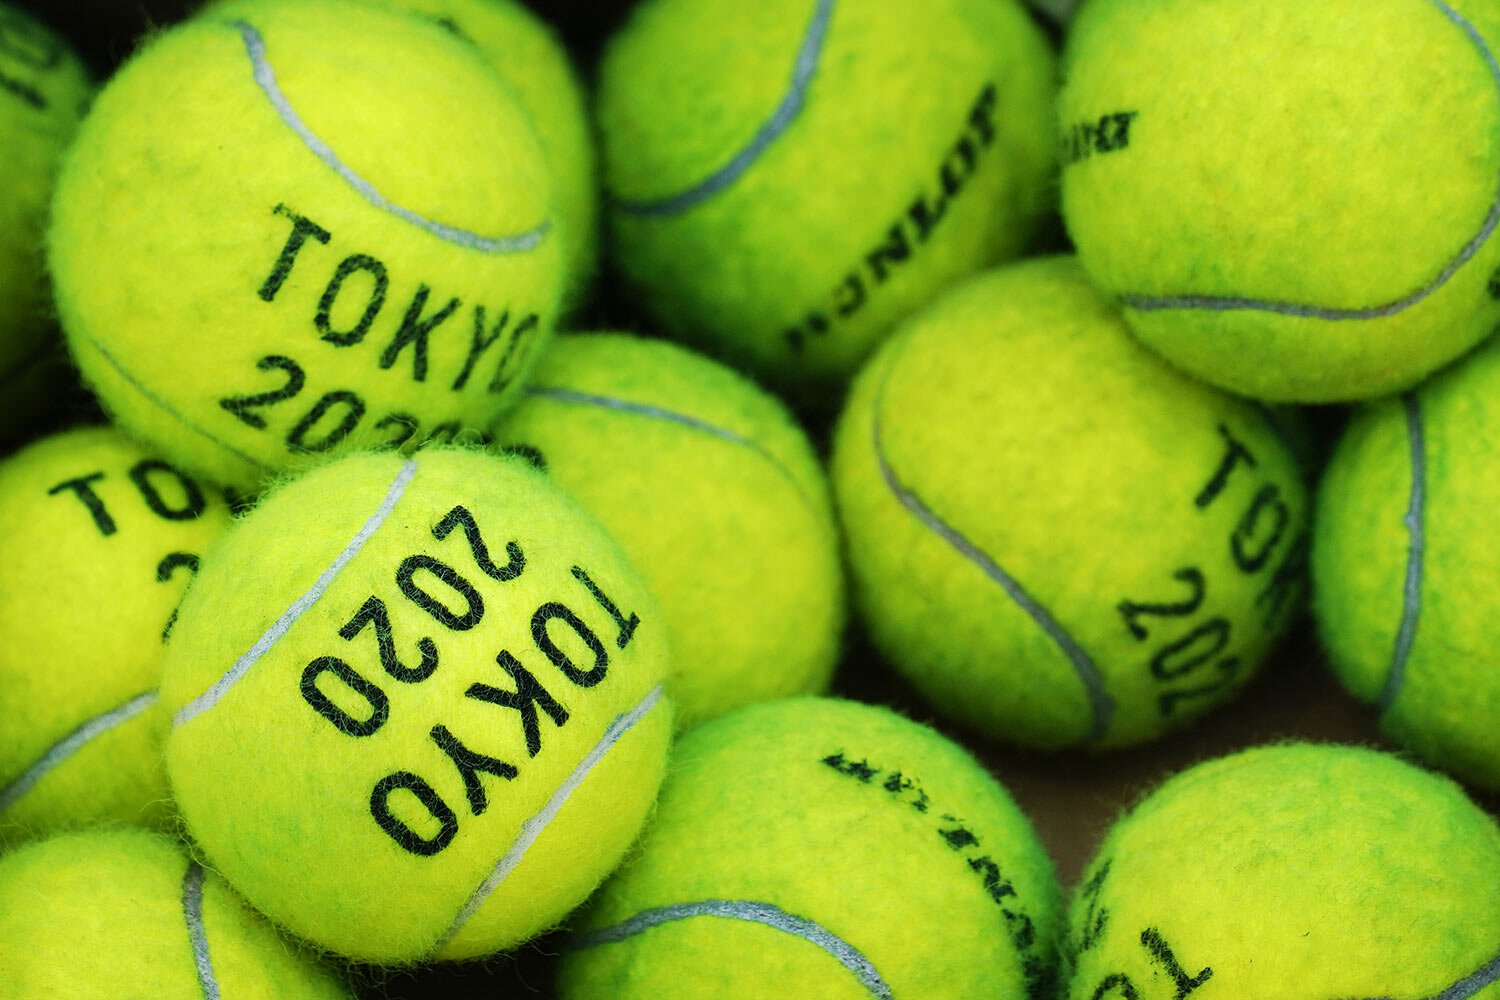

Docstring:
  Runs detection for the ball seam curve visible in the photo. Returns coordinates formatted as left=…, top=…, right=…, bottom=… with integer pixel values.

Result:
left=567, top=897, right=893, bottom=999
left=233, top=19, right=553, bottom=254
left=1120, top=0, right=1500, bottom=322
left=609, top=0, right=835, bottom=216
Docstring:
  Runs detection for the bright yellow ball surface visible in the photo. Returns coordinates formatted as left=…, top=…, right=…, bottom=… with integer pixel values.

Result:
left=560, top=697, right=1063, bottom=999
left=492, top=333, right=844, bottom=728
left=0, top=427, right=230, bottom=837
left=597, top=0, right=1056, bottom=394
left=371, top=0, right=597, bottom=298
left=0, top=829, right=348, bottom=999
left=160, top=447, right=672, bottom=963
left=833, top=257, right=1309, bottom=749
left=1316, top=336, right=1500, bottom=790
left=1061, top=0, right=1500, bottom=402
left=51, top=0, right=563, bottom=492
left=1067, top=744, right=1500, bottom=1000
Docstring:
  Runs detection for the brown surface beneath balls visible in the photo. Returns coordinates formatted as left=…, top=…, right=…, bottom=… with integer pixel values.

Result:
left=837, top=621, right=1410, bottom=887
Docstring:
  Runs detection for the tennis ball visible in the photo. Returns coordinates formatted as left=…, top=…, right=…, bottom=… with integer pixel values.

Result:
left=1065, top=743, right=1500, bottom=999
left=369, top=0, right=596, bottom=296
left=597, top=0, right=1056, bottom=393
left=832, top=257, right=1310, bottom=749
left=50, top=0, right=563, bottom=493
left=160, top=446, right=672, bottom=963
left=1314, top=338, right=1500, bottom=790
left=559, top=696, right=1063, bottom=999
left=490, top=333, right=844, bottom=728
left=0, top=427, right=231, bottom=837
left=1059, top=0, right=1500, bottom=404
left=0, top=829, right=348, bottom=999
left=0, top=4, right=89, bottom=395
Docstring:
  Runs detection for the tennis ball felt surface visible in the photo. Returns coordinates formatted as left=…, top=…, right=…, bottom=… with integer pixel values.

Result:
left=597, top=0, right=1056, bottom=393
left=0, top=427, right=230, bottom=837
left=559, top=697, right=1062, bottom=1000
left=491, top=333, right=844, bottom=728
left=0, top=3, right=89, bottom=392
left=1066, top=743, right=1500, bottom=999
left=1060, top=0, right=1500, bottom=403
left=0, top=829, right=348, bottom=999
left=1315, top=338, right=1500, bottom=790
left=370, top=0, right=596, bottom=296
left=832, top=257, right=1309, bottom=749
left=160, top=446, right=671, bottom=963
left=50, top=0, right=562, bottom=493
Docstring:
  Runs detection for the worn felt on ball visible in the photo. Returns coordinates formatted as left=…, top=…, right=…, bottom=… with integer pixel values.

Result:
left=50, top=0, right=562, bottom=492
left=159, top=447, right=671, bottom=963
left=1060, top=0, right=1500, bottom=403
left=0, top=427, right=230, bottom=837
left=833, top=257, right=1309, bottom=749
left=1065, top=743, right=1500, bottom=999
left=491, top=333, right=844, bottom=728
left=559, top=697, right=1062, bottom=1000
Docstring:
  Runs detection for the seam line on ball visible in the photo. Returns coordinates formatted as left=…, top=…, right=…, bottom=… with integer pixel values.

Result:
left=870, top=368, right=1115, bottom=742
left=524, top=385, right=814, bottom=504
left=233, top=20, right=552, bottom=254
left=1380, top=392, right=1427, bottom=711
left=1363, top=947, right=1500, bottom=1000
left=567, top=899, right=893, bottom=999
left=611, top=0, right=834, bottom=216
left=75, top=334, right=270, bottom=474
left=181, top=861, right=222, bottom=1000
left=1121, top=0, right=1500, bottom=321
left=172, top=460, right=417, bottom=728
left=0, top=690, right=157, bottom=815
left=429, top=683, right=665, bottom=954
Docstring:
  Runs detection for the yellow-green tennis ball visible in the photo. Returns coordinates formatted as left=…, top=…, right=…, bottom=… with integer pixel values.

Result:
left=160, top=446, right=672, bottom=963
left=559, top=696, right=1063, bottom=1000
left=0, top=427, right=231, bottom=837
left=1314, top=338, right=1500, bottom=790
left=1059, top=0, right=1500, bottom=404
left=0, top=829, right=348, bottom=999
left=597, top=0, right=1056, bottom=393
left=490, top=333, right=844, bottom=728
left=50, top=0, right=563, bottom=494
left=832, top=257, right=1310, bottom=750
left=369, top=0, right=596, bottom=297
left=1065, top=743, right=1500, bottom=999
left=0, top=4, right=89, bottom=384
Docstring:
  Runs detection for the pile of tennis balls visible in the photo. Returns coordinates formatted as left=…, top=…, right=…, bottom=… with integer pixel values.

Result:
left=3, top=0, right=1500, bottom=996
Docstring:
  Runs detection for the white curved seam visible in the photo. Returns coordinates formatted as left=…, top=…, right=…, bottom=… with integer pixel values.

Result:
left=430, top=684, right=664, bottom=953
left=172, top=460, right=417, bottom=727
left=569, top=898, right=892, bottom=999
left=0, top=691, right=157, bottom=814
left=234, top=19, right=551, bottom=253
